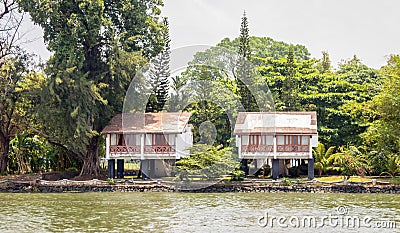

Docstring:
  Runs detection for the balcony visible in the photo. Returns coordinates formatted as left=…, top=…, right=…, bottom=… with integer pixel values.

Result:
left=109, top=145, right=140, bottom=154
left=242, top=145, right=273, bottom=153
left=277, top=145, right=309, bottom=152
left=144, top=145, right=175, bottom=154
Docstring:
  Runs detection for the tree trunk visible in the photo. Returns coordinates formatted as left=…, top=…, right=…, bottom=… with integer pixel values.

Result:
left=0, top=137, right=10, bottom=173
left=80, top=136, right=101, bottom=177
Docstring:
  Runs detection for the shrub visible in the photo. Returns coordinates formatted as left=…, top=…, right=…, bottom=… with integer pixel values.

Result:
left=280, top=177, right=292, bottom=186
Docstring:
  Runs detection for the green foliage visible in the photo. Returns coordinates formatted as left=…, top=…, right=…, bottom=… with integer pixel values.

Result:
left=391, top=177, right=400, bottom=185
left=303, top=56, right=380, bottom=147
left=379, top=154, right=400, bottom=177
left=256, top=49, right=320, bottom=111
left=362, top=55, right=400, bottom=155
left=328, top=146, right=371, bottom=179
left=0, top=52, right=42, bottom=172
left=280, top=177, right=292, bottom=186
left=313, top=142, right=336, bottom=176
left=66, top=167, right=78, bottom=172
left=107, top=178, right=115, bottom=185
left=217, top=37, right=310, bottom=62
left=19, top=0, right=165, bottom=176
left=236, top=11, right=259, bottom=112
left=168, top=75, right=189, bottom=112
left=8, top=132, right=61, bottom=174
left=279, top=46, right=301, bottom=111
left=146, top=17, right=171, bottom=113
left=180, top=53, right=241, bottom=146
left=175, top=144, right=241, bottom=181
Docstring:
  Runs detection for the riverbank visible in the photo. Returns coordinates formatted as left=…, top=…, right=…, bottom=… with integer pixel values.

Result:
left=1, top=179, right=399, bottom=194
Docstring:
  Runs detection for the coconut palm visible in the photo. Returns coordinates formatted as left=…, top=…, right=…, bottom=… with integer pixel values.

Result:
left=313, top=142, right=336, bottom=176
left=328, top=145, right=370, bottom=180
left=381, top=154, right=400, bottom=177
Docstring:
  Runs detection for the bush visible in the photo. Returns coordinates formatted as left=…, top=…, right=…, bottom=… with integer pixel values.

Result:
left=107, top=178, right=115, bottom=185
left=230, top=169, right=245, bottom=181
left=175, top=144, right=241, bottom=181
left=66, top=167, right=78, bottom=171
left=280, top=177, right=292, bottom=186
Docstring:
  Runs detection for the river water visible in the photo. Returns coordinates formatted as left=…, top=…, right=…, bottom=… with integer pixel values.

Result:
left=0, top=192, right=398, bottom=232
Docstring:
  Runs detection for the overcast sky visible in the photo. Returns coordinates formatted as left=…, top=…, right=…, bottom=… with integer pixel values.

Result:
left=162, top=0, right=400, bottom=69
left=23, top=0, right=400, bottom=69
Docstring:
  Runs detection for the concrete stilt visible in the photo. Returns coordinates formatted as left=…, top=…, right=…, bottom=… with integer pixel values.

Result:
left=241, top=159, right=249, bottom=176
left=149, top=159, right=155, bottom=179
left=308, top=158, right=315, bottom=180
left=141, top=160, right=148, bottom=180
left=272, top=159, right=279, bottom=180
left=107, top=159, right=115, bottom=179
left=117, top=159, right=124, bottom=179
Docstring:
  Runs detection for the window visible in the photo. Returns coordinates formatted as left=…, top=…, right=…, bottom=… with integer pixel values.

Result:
left=146, top=134, right=174, bottom=146
left=155, top=134, right=167, bottom=145
left=277, top=136, right=284, bottom=145
left=302, top=136, right=310, bottom=145
left=276, top=135, right=310, bottom=152
left=242, top=135, right=249, bottom=145
left=117, top=134, right=125, bottom=146
left=247, top=135, right=273, bottom=145
left=168, top=134, right=176, bottom=146
left=110, top=134, right=117, bottom=145
left=249, top=135, right=260, bottom=145
left=277, top=135, right=301, bottom=145
left=125, top=134, right=140, bottom=145
left=145, top=134, right=152, bottom=146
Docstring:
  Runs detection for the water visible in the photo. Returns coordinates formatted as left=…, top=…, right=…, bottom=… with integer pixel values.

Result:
left=0, top=192, right=398, bottom=232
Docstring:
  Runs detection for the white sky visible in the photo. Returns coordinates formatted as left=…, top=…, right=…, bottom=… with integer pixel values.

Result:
left=22, top=0, right=400, bottom=69
left=163, top=0, right=400, bottom=68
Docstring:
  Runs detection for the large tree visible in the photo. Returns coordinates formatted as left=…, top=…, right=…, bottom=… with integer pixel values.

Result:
left=146, top=17, right=170, bottom=112
left=0, top=0, right=33, bottom=173
left=362, top=55, right=400, bottom=155
left=19, top=0, right=165, bottom=177
left=0, top=54, right=40, bottom=173
left=235, top=11, right=259, bottom=112
left=280, top=46, right=301, bottom=111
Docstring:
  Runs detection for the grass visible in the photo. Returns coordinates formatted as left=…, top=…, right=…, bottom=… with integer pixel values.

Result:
left=390, top=177, right=400, bottom=185
left=315, top=176, right=372, bottom=183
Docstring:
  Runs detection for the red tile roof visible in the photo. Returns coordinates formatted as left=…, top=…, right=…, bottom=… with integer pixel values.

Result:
left=234, top=112, right=317, bottom=135
left=102, top=112, right=192, bottom=134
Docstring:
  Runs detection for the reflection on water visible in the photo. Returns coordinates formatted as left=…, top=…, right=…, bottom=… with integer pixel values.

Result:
left=0, top=192, right=398, bottom=232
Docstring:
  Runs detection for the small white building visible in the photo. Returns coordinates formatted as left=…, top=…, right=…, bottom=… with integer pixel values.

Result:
left=234, top=112, right=318, bottom=179
left=102, top=112, right=193, bottom=179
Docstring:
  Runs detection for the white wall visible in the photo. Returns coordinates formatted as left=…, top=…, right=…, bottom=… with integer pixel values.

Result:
left=176, top=125, right=193, bottom=159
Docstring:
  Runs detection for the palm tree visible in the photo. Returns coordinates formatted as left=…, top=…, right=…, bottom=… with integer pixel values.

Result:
left=313, top=142, right=336, bottom=176
left=328, top=145, right=370, bottom=180
left=381, top=154, right=400, bottom=177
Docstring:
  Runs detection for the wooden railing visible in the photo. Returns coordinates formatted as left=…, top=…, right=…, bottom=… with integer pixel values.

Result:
left=277, top=145, right=309, bottom=152
left=109, top=145, right=140, bottom=154
left=241, top=145, right=273, bottom=153
left=144, top=145, right=175, bottom=154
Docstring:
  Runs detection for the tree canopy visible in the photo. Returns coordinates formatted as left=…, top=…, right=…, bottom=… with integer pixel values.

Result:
left=18, top=0, right=165, bottom=176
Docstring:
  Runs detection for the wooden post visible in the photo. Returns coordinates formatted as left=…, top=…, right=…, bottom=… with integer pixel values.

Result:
left=140, top=134, right=145, bottom=160
left=106, top=134, right=110, bottom=159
